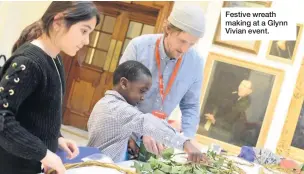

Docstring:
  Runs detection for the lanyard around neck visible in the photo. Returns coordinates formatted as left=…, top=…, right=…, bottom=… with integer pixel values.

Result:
left=155, top=37, right=182, bottom=103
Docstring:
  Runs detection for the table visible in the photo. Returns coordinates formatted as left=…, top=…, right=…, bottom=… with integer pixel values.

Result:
left=55, top=146, right=281, bottom=173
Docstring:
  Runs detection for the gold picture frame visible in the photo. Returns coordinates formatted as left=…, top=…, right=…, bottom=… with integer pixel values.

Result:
left=277, top=58, right=304, bottom=162
left=195, top=52, right=284, bottom=154
left=266, top=24, right=303, bottom=64
left=213, top=1, right=272, bottom=54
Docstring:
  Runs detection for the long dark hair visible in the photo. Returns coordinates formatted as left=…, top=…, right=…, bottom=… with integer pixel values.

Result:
left=12, top=1, right=100, bottom=53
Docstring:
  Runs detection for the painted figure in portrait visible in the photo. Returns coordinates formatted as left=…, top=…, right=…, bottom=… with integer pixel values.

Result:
left=198, top=61, right=275, bottom=147
left=269, top=25, right=301, bottom=60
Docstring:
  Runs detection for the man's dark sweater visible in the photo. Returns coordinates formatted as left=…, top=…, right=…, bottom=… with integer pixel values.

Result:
left=0, top=42, right=65, bottom=173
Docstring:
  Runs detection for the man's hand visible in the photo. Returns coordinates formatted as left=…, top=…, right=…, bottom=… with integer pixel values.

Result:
left=142, top=136, right=165, bottom=156
left=183, top=140, right=208, bottom=163
left=58, top=137, right=79, bottom=159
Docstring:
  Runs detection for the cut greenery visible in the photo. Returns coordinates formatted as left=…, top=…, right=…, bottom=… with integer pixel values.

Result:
left=133, top=148, right=246, bottom=174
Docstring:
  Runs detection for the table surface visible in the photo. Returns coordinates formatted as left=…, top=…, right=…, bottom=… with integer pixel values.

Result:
left=58, top=159, right=276, bottom=174
left=52, top=146, right=282, bottom=174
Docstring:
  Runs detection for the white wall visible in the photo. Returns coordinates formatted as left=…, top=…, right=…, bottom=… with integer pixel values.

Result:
left=0, top=1, right=51, bottom=57
left=170, top=1, right=304, bottom=153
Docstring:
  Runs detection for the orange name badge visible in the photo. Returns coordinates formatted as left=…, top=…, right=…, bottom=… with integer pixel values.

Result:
left=152, top=110, right=167, bottom=120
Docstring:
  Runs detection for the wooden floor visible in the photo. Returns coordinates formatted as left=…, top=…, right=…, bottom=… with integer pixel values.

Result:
left=61, top=124, right=88, bottom=147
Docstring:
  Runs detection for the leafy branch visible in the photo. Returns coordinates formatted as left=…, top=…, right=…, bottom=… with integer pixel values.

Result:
left=133, top=148, right=246, bottom=174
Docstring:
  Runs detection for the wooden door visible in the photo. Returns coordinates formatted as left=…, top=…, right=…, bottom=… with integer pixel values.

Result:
left=62, top=2, right=174, bottom=130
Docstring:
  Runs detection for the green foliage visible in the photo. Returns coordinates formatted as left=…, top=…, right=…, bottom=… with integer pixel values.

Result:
left=133, top=148, right=245, bottom=174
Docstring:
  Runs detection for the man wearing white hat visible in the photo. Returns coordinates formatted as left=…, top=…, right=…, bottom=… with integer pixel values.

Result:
left=119, top=4, right=205, bottom=156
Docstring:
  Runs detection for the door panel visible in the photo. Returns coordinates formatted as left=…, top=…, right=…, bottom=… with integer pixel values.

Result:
left=69, top=80, right=95, bottom=115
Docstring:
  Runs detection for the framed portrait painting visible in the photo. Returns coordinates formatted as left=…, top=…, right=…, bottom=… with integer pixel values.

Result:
left=277, top=57, right=304, bottom=162
left=213, top=1, right=272, bottom=54
left=266, top=24, right=303, bottom=64
left=195, top=52, right=284, bottom=154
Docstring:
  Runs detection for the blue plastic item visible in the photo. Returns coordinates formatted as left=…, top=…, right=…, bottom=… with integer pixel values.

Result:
left=56, top=146, right=101, bottom=164
left=238, top=146, right=255, bottom=162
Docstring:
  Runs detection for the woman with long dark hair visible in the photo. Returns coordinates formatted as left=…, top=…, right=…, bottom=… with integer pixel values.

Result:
left=0, top=2, right=100, bottom=174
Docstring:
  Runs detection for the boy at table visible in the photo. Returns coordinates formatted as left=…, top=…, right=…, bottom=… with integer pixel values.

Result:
left=87, top=60, right=204, bottom=162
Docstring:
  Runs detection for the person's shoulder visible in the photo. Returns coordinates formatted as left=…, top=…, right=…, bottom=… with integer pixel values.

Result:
left=92, top=93, right=137, bottom=122
left=184, top=47, right=204, bottom=68
left=12, top=42, right=49, bottom=68
left=90, top=95, right=119, bottom=119
left=94, top=92, right=130, bottom=111
left=186, top=47, right=203, bottom=60
left=131, top=34, right=162, bottom=47
left=2, top=53, right=42, bottom=77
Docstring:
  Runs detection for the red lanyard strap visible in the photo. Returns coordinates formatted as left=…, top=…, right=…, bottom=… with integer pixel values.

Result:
left=155, top=37, right=182, bottom=103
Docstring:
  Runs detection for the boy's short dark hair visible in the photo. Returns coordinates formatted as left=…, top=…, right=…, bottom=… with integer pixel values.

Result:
left=113, top=60, right=152, bottom=85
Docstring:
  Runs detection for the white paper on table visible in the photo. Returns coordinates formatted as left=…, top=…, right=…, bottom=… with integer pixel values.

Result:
left=81, top=153, right=114, bottom=163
